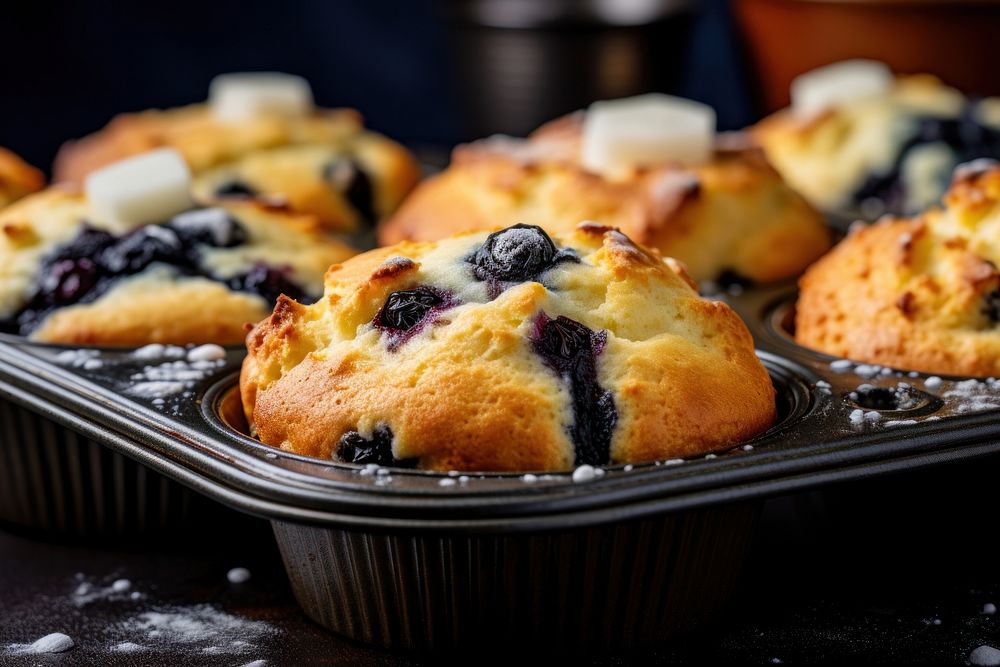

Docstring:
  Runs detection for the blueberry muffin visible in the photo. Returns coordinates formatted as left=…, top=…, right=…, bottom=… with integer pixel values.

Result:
left=0, top=185, right=355, bottom=346
left=796, top=160, right=1000, bottom=377
left=754, top=62, right=1000, bottom=219
left=0, top=147, right=43, bottom=209
left=241, top=223, right=777, bottom=471
left=53, top=73, right=420, bottom=235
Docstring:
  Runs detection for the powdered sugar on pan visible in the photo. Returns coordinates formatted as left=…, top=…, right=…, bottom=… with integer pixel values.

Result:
left=72, top=574, right=146, bottom=607
left=944, top=378, right=1000, bottom=413
left=6, top=632, right=75, bottom=654
left=109, top=641, right=145, bottom=653
left=54, top=349, right=102, bottom=369
left=126, top=348, right=228, bottom=403
left=121, top=605, right=277, bottom=653
left=227, top=568, right=252, bottom=584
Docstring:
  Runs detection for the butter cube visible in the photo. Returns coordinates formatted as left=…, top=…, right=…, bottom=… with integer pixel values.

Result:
left=791, top=60, right=893, bottom=118
left=210, top=72, right=313, bottom=123
left=85, top=149, right=194, bottom=227
left=581, top=94, right=716, bottom=176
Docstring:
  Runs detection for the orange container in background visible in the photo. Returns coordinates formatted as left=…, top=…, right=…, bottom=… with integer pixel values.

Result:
left=734, top=0, right=1000, bottom=114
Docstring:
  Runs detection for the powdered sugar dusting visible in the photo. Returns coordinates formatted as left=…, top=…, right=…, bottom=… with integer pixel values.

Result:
left=6, top=632, right=75, bottom=654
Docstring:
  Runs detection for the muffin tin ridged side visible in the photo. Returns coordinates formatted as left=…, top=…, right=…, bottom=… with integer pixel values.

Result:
left=0, top=395, right=195, bottom=538
left=272, top=503, right=758, bottom=652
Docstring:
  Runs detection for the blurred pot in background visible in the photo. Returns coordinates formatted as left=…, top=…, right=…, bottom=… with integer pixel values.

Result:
left=443, top=0, right=696, bottom=140
left=734, top=0, right=1000, bottom=114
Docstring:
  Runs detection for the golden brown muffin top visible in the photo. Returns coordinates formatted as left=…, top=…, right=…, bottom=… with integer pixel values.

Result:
left=0, top=147, right=44, bottom=210
left=243, top=223, right=776, bottom=472
left=796, top=161, right=1000, bottom=377
left=381, top=114, right=830, bottom=284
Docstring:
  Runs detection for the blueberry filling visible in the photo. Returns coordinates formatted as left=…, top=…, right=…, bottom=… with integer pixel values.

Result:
left=852, top=109, right=1000, bottom=215
left=214, top=181, right=258, bottom=198
left=228, top=264, right=308, bottom=305
left=531, top=313, right=617, bottom=466
left=323, top=159, right=377, bottom=226
left=1, top=211, right=311, bottom=336
left=373, top=286, right=455, bottom=349
left=984, top=290, right=1000, bottom=323
left=334, top=425, right=417, bottom=468
left=467, top=224, right=578, bottom=297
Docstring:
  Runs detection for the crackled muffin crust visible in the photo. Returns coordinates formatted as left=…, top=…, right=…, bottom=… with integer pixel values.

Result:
left=54, top=105, right=420, bottom=234
left=754, top=75, right=1000, bottom=218
left=379, top=114, right=831, bottom=284
left=0, top=187, right=355, bottom=346
left=796, top=161, right=1000, bottom=377
left=0, top=148, right=43, bottom=209
left=242, top=223, right=776, bottom=472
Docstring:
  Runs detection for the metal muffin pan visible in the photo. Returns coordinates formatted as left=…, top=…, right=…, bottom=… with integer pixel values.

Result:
left=2, top=282, right=1000, bottom=651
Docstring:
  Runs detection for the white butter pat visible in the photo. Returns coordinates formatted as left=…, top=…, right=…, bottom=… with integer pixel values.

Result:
left=791, top=59, right=893, bottom=118
left=85, top=149, right=194, bottom=227
left=581, top=94, right=716, bottom=176
left=210, top=72, right=313, bottom=123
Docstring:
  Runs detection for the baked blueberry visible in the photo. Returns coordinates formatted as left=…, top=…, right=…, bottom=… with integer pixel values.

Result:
left=168, top=208, right=249, bottom=248
left=214, top=180, right=257, bottom=198
left=532, top=313, right=617, bottom=466
left=323, top=158, right=377, bottom=226
left=230, top=264, right=309, bottom=305
left=335, top=426, right=417, bottom=468
left=468, top=224, right=578, bottom=297
left=375, top=288, right=443, bottom=332
left=101, top=226, right=188, bottom=274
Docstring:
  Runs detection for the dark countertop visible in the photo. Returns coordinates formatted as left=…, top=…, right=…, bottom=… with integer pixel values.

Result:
left=2, top=459, right=999, bottom=666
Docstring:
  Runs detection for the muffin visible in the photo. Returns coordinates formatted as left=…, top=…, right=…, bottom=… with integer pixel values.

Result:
left=0, top=149, right=355, bottom=346
left=796, top=160, right=1000, bottom=377
left=242, top=222, right=777, bottom=472
left=754, top=60, right=1000, bottom=219
left=54, top=73, right=420, bottom=235
left=380, top=95, right=831, bottom=285
left=0, top=147, right=43, bottom=209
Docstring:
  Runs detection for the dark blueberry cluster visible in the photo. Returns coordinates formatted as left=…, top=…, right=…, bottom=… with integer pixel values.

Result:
left=984, top=290, right=1000, bottom=323
left=532, top=313, right=617, bottom=466
left=376, top=288, right=444, bottom=331
left=228, top=264, right=308, bottom=306
left=853, top=110, right=1000, bottom=216
left=1, top=209, right=311, bottom=336
left=323, top=158, right=377, bottom=227
left=334, top=426, right=417, bottom=468
left=373, top=286, right=454, bottom=350
left=214, top=180, right=258, bottom=198
left=467, top=224, right=578, bottom=297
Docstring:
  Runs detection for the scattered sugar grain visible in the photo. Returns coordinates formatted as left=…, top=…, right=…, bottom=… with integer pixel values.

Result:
left=241, top=661, right=268, bottom=667
left=110, top=642, right=145, bottom=653
left=358, top=464, right=379, bottom=476
left=704, top=454, right=717, bottom=460
left=375, top=468, right=391, bottom=477
left=458, top=475, right=471, bottom=484
left=572, top=465, right=599, bottom=483
left=439, top=478, right=457, bottom=487
left=884, top=420, right=918, bottom=428
left=664, top=458, right=685, bottom=465
left=227, top=568, right=251, bottom=584
left=984, top=603, right=997, bottom=615
left=849, top=409, right=865, bottom=425
left=864, top=411, right=881, bottom=423
left=111, top=578, right=132, bottom=593
left=830, top=360, right=853, bottom=372
left=742, top=445, right=754, bottom=451
left=521, top=474, right=538, bottom=483
left=623, top=464, right=635, bottom=471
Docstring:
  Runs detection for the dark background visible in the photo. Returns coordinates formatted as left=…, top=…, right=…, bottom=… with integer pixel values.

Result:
left=0, top=0, right=752, bottom=173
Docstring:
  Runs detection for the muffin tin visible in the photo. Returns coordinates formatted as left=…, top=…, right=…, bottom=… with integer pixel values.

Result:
left=2, top=281, right=1000, bottom=651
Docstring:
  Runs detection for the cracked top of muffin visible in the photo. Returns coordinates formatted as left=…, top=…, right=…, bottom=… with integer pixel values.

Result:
left=0, top=184, right=355, bottom=347
left=379, top=98, right=831, bottom=285
left=241, top=223, right=776, bottom=472
left=796, top=160, right=1000, bottom=377
left=0, top=148, right=43, bottom=210
left=754, top=65, right=1000, bottom=219
left=53, top=73, right=421, bottom=235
